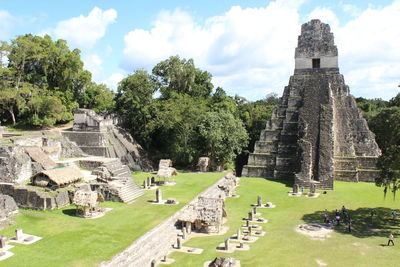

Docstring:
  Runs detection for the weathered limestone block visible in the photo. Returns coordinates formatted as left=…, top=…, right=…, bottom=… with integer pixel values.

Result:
left=0, top=146, right=32, bottom=183
left=0, top=194, right=18, bottom=228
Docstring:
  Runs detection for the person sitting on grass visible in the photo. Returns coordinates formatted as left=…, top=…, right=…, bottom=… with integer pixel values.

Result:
left=391, top=210, right=397, bottom=219
left=336, top=215, right=341, bottom=226
left=370, top=208, right=376, bottom=218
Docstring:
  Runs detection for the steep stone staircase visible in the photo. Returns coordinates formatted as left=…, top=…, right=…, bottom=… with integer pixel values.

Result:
left=101, top=159, right=143, bottom=202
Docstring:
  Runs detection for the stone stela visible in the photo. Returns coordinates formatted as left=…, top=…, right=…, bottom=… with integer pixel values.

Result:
left=156, top=188, right=162, bottom=203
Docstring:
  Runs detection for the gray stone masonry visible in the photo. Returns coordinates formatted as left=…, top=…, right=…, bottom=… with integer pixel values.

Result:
left=242, top=20, right=381, bottom=189
left=62, top=109, right=154, bottom=172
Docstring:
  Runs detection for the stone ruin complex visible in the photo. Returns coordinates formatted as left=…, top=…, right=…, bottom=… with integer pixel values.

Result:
left=62, top=109, right=153, bottom=172
left=243, top=20, right=381, bottom=189
left=0, top=108, right=149, bottom=211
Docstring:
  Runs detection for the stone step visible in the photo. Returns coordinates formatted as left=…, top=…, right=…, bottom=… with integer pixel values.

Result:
left=110, top=167, right=130, bottom=176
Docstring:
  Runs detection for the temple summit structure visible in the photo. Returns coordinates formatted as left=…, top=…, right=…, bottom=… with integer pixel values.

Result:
left=242, top=20, right=381, bottom=189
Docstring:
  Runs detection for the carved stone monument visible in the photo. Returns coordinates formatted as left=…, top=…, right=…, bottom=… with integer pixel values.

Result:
left=0, top=236, right=6, bottom=249
left=257, top=195, right=262, bottom=207
left=224, top=238, right=230, bottom=251
left=156, top=188, right=162, bottom=203
left=15, top=229, right=23, bottom=241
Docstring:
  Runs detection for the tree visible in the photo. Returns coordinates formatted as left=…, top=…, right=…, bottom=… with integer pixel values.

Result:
left=367, top=93, right=400, bottom=197
left=79, top=83, right=115, bottom=113
left=115, top=70, right=157, bottom=146
left=152, top=56, right=213, bottom=98
left=376, top=145, right=400, bottom=198
left=7, top=34, right=92, bottom=118
left=147, top=94, right=209, bottom=166
left=198, top=111, right=249, bottom=169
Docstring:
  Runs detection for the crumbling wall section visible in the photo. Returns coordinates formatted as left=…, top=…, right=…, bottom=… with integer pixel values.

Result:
left=0, top=183, right=70, bottom=210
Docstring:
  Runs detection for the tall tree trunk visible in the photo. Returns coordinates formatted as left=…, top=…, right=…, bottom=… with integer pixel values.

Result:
left=8, top=108, right=16, bottom=125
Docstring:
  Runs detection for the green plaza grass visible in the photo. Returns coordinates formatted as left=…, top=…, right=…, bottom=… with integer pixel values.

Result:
left=0, top=171, right=224, bottom=267
left=170, top=178, right=400, bottom=267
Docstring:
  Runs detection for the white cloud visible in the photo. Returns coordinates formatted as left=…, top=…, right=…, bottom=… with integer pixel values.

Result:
left=336, top=0, right=400, bottom=99
left=341, top=3, right=361, bottom=17
left=121, top=0, right=303, bottom=99
left=50, top=7, right=117, bottom=49
left=103, top=73, right=125, bottom=91
left=83, top=53, right=103, bottom=80
left=0, top=10, right=15, bottom=39
left=307, top=7, right=339, bottom=28
left=121, top=0, right=400, bottom=100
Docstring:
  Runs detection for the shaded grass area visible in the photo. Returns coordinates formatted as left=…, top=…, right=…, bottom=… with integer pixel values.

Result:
left=0, top=171, right=224, bottom=267
left=169, top=178, right=400, bottom=267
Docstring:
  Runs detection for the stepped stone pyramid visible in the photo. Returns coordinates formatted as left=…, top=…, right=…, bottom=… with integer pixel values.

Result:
left=242, top=20, right=381, bottom=189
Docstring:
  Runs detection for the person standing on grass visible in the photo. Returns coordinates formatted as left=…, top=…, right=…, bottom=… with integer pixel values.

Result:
left=324, top=209, right=328, bottom=223
left=388, top=232, right=395, bottom=246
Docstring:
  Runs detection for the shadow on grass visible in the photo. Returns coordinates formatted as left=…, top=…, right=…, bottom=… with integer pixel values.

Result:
left=62, top=208, right=77, bottom=217
left=302, top=207, right=400, bottom=238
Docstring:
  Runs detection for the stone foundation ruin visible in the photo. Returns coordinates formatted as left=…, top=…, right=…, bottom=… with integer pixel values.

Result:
left=243, top=20, right=381, bottom=189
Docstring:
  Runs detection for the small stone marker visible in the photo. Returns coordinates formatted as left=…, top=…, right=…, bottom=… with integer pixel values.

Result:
left=156, top=188, right=162, bottom=203
left=246, top=220, right=250, bottom=227
left=151, top=259, right=156, bottom=267
left=151, top=177, right=155, bottom=185
left=162, top=255, right=167, bottom=262
left=237, top=228, right=241, bottom=240
left=293, top=184, right=299, bottom=194
left=147, top=177, right=151, bottom=187
left=0, top=236, right=6, bottom=249
left=239, top=242, right=244, bottom=248
left=248, top=211, right=253, bottom=221
left=143, top=179, right=147, bottom=189
left=224, top=238, right=230, bottom=251
left=15, top=229, right=23, bottom=241
left=253, top=206, right=257, bottom=215
left=248, top=226, right=252, bottom=236
left=257, top=195, right=262, bottom=207
left=177, top=237, right=182, bottom=249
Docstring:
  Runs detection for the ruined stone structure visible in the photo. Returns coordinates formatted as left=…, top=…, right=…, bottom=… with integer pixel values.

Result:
left=242, top=20, right=381, bottom=189
left=62, top=109, right=153, bottom=172
left=79, top=158, right=144, bottom=203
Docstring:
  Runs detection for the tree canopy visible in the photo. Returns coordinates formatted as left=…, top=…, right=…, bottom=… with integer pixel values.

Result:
left=0, top=34, right=114, bottom=127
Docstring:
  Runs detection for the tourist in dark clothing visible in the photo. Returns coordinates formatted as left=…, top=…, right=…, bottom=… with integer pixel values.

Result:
left=370, top=208, right=376, bottom=218
left=388, top=233, right=395, bottom=246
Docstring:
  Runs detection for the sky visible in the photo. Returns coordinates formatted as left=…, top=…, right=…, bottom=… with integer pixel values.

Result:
left=0, top=0, right=399, bottom=100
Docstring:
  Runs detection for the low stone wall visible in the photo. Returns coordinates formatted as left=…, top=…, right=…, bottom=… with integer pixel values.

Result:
left=100, top=173, right=237, bottom=267
left=0, top=183, right=70, bottom=210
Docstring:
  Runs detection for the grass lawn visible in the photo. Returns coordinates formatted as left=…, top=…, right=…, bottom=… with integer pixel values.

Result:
left=169, top=178, right=400, bottom=267
left=0, top=171, right=224, bottom=267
